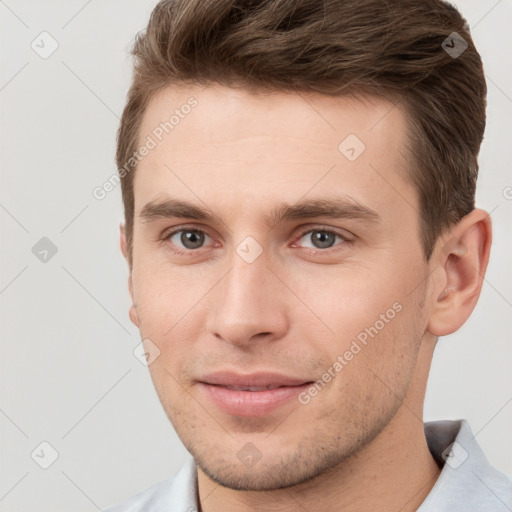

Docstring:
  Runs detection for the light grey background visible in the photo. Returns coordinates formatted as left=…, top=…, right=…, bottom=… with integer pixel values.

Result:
left=1, top=0, right=511, bottom=510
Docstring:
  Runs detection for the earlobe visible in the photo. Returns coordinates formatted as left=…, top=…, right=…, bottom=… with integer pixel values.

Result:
left=427, top=209, right=492, bottom=337
left=129, top=302, right=140, bottom=327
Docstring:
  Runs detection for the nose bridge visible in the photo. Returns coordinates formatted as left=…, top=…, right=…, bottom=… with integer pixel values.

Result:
left=206, top=243, right=288, bottom=345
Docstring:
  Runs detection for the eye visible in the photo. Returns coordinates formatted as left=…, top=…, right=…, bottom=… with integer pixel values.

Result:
left=165, top=228, right=212, bottom=252
left=294, top=228, right=348, bottom=250
left=161, top=225, right=350, bottom=256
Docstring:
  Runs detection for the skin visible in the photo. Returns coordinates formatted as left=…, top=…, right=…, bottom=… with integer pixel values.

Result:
left=120, top=83, right=492, bottom=512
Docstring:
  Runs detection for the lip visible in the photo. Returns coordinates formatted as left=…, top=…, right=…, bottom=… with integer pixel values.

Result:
left=197, top=371, right=313, bottom=417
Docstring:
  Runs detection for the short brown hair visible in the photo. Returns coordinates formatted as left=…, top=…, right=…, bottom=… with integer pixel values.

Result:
left=117, top=0, right=486, bottom=265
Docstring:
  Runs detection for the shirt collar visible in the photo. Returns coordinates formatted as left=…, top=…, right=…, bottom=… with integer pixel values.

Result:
left=417, top=419, right=512, bottom=511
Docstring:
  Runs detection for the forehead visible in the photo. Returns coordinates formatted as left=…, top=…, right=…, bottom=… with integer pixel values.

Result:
left=134, top=83, right=416, bottom=227
left=139, top=83, right=407, bottom=151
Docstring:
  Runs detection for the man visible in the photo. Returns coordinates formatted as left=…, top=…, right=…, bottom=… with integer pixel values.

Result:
left=105, top=0, right=512, bottom=510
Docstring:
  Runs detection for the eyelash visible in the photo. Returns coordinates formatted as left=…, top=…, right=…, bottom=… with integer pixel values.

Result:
left=160, top=225, right=351, bottom=256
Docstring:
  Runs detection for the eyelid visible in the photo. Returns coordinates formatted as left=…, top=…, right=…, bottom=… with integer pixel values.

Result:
left=293, top=224, right=353, bottom=242
left=161, top=224, right=211, bottom=240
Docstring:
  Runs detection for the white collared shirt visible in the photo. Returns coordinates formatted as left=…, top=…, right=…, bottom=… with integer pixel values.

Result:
left=103, top=419, right=512, bottom=511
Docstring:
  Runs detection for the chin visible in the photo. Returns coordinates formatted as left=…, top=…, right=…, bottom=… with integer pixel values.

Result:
left=193, top=442, right=351, bottom=492
left=197, top=461, right=314, bottom=491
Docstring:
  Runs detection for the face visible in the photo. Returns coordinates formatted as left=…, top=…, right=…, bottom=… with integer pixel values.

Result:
left=125, top=84, right=433, bottom=491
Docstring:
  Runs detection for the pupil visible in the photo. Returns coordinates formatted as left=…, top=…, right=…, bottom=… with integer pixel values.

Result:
left=182, top=230, right=204, bottom=249
left=313, top=231, right=334, bottom=249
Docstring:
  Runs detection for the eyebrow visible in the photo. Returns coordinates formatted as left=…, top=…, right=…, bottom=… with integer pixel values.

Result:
left=139, top=196, right=382, bottom=228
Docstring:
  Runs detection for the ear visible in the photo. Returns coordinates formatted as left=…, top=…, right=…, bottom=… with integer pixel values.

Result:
left=120, top=223, right=139, bottom=328
left=427, top=208, right=492, bottom=336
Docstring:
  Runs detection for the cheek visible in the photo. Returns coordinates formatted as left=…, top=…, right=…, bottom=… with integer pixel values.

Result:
left=303, top=267, right=423, bottom=398
left=305, top=301, right=421, bottom=429
left=132, top=263, right=211, bottom=335
left=132, top=267, right=214, bottom=398
left=289, top=265, right=406, bottom=346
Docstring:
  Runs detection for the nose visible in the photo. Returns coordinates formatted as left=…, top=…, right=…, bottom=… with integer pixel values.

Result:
left=205, top=248, right=289, bottom=348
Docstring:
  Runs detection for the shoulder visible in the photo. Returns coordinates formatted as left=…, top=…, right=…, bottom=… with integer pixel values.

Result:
left=103, top=458, right=197, bottom=512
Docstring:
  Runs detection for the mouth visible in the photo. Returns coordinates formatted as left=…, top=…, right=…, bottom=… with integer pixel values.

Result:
left=220, top=384, right=297, bottom=391
left=197, top=371, right=314, bottom=417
